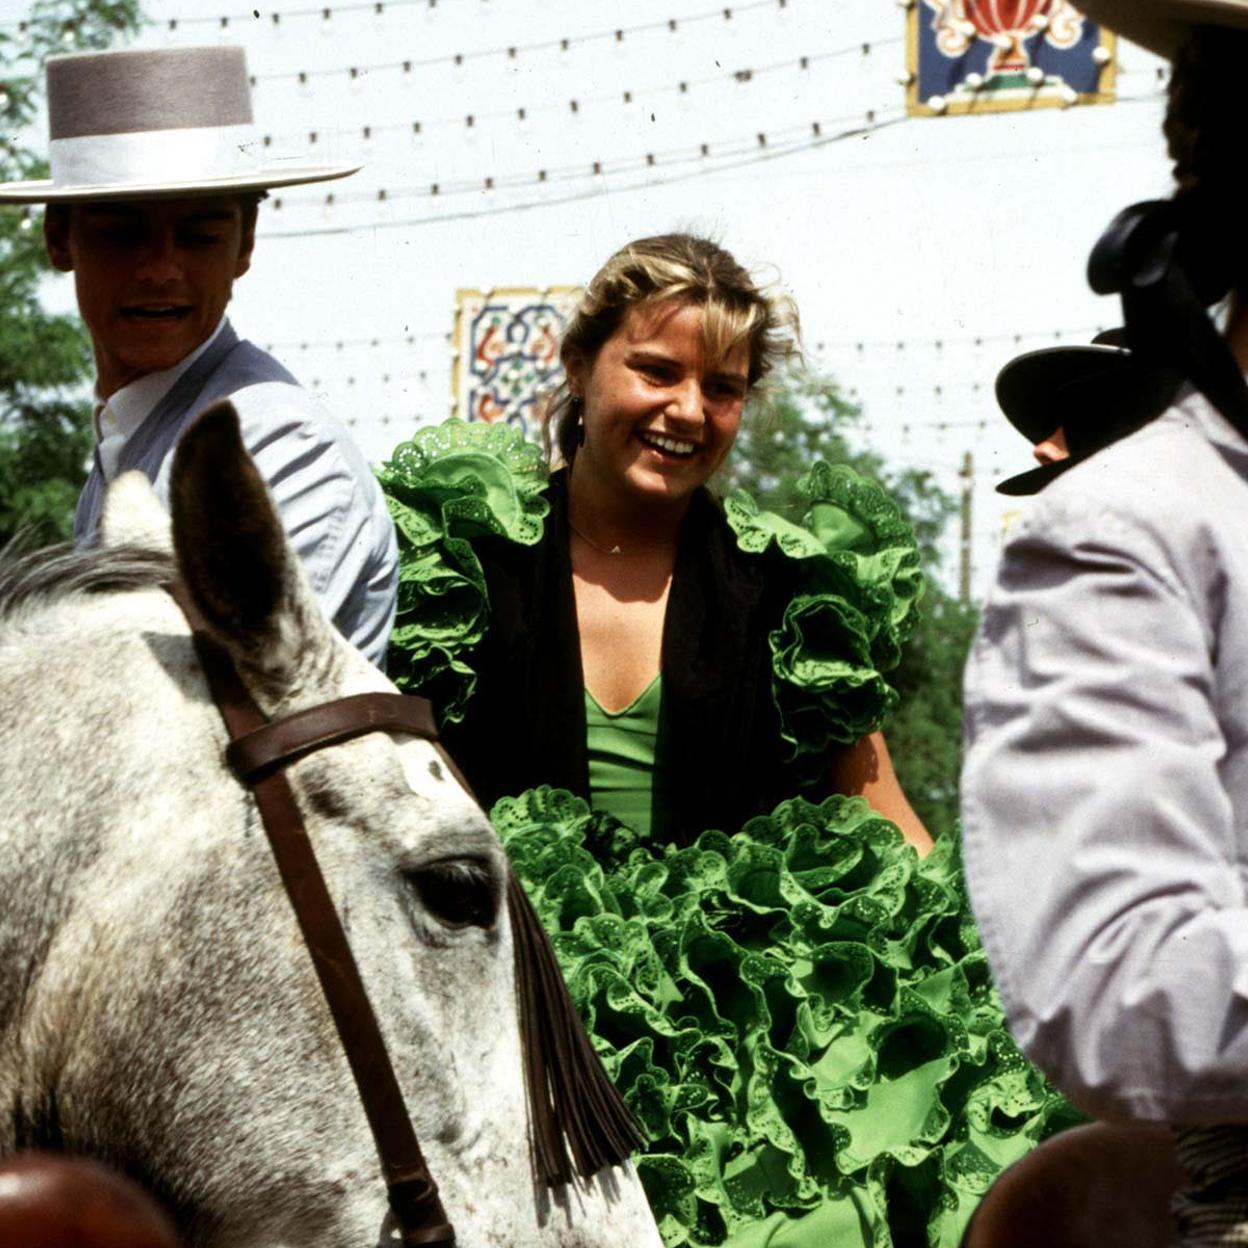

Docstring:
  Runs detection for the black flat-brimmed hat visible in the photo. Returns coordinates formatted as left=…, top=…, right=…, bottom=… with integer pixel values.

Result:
left=997, top=342, right=1133, bottom=445
left=0, top=45, right=358, bottom=203
left=1074, top=0, right=1248, bottom=55
left=995, top=336, right=1183, bottom=495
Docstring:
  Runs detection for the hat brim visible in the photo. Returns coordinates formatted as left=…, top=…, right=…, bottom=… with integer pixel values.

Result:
left=0, top=162, right=359, bottom=204
left=1075, top=0, right=1248, bottom=56
left=996, top=344, right=1134, bottom=444
left=996, top=457, right=1079, bottom=496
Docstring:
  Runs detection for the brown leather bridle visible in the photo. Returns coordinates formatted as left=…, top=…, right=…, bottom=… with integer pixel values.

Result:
left=167, top=583, right=457, bottom=1247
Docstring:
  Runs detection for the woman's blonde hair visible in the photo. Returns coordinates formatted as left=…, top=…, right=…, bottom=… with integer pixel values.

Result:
left=543, top=233, right=801, bottom=464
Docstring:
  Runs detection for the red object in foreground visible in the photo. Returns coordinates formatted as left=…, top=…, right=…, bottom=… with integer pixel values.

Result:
left=962, top=1123, right=1182, bottom=1247
left=0, top=1154, right=180, bottom=1248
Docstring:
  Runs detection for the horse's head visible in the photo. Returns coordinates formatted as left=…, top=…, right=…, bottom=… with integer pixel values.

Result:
left=0, top=404, right=660, bottom=1247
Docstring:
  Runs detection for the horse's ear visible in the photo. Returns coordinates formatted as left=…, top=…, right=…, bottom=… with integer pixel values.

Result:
left=99, top=471, right=173, bottom=552
left=170, top=401, right=335, bottom=690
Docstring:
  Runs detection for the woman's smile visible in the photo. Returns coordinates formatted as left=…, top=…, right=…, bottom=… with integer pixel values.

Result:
left=636, top=430, right=698, bottom=458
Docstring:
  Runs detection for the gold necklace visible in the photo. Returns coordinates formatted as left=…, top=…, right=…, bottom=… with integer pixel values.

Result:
left=567, top=519, right=674, bottom=558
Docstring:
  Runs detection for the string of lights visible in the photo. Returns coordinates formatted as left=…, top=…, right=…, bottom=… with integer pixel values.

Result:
left=277, top=363, right=1054, bottom=430
left=223, top=0, right=793, bottom=77
left=0, top=0, right=788, bottom=33
left=260, top=350, right=1020, bottom=408
left=256, top=38, right=899, bottom=147
left=813, top=323, right=1110, bottom=353
left=886, top=385, right=990, bottom=400
left=253, top=81, right=1166, bottom=227
left=303, top=372, right=444, bottom=389
left=333, top=413, right=983, bottom=475
left=266, top=106, right=905, bottom=214
left=865, top=454, right=966, bottom=475
left=258, top=324, right=1115, bottom=415
left=343, top=411, right=448, bottom=432
left=259, top=330, right=451, bottom=352
left=901, top=419, right=994, bottom=432
left=344, top=397, right=1008, bottom=429
left=826, top=382, right=1048, bottom=410
left=162, top=0, right=444, bottom=26
left=260, top=109, right=907, bottom=237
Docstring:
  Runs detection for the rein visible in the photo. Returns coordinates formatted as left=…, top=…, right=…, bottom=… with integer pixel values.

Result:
left=166, top=583, right=456, bottom=1247
left=165, top=579, right=643, bottom=1244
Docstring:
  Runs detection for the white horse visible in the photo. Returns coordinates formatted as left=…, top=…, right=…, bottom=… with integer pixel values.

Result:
left=0, top=404, right=662, bottom=1248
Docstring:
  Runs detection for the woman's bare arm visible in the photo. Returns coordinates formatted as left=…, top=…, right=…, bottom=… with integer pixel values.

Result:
left=829, top=731, right=934, bottom=855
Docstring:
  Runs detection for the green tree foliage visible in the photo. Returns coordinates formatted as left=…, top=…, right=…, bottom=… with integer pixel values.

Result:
left=885, top=590, right=978, bottom=834
left=719, top=371, right=978, bottom=834
left=0, top=0, right=140, bottom=547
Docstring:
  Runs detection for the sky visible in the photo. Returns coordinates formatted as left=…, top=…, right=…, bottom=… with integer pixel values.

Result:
left=4, top=0, right=1173, bottom=597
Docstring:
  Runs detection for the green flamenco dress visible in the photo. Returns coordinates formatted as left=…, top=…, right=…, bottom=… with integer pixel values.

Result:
left=378, top=420, right=1077, bottom=1248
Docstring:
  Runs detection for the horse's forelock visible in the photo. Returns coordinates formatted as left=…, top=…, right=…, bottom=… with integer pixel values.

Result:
left=0, top=542, right=174, bottom=627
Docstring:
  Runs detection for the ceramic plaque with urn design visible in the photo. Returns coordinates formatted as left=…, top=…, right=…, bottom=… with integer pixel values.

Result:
left=907, top=1, right=1117, bottom=116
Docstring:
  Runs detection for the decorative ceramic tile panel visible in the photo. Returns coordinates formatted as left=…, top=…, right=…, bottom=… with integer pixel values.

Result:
left=907, top=2, right=1116, bottom=116
left=453, top=287, right=582, bottom=435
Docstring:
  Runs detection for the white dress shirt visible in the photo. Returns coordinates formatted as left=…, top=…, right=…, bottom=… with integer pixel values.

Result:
left=95, top=321, right=226, bottom=481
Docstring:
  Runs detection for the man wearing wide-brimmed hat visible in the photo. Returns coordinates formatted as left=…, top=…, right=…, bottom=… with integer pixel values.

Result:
left=961, top=1, right=1248, bottom=1243
left=0, top=45, right=397, bottom=666
left=988, top=329, right=1189, bottom=496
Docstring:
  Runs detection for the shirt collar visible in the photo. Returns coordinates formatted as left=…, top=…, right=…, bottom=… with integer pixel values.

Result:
left=97, top=317, right=228, bottom=441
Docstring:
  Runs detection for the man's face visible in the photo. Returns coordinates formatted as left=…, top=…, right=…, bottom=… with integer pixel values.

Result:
left=1032, top=426, right=1070, bottom=466
left=44, top=196, right=256, bottom=398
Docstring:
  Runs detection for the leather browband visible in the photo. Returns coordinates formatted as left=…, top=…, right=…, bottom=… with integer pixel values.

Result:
left=226, top=693, right=439, bottom=783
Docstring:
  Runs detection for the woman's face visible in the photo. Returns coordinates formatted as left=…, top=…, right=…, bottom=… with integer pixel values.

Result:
left=569, top=301, right=750, bottom=509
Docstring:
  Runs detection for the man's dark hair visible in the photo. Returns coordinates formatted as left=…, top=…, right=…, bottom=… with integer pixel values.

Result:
left=1164, top=27, right=1248, bottom=296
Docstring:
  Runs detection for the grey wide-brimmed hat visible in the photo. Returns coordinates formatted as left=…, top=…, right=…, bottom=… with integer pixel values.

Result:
left=1075, top=0, right=1248, bottom=57
left=0, top=45, right=358, bottom=203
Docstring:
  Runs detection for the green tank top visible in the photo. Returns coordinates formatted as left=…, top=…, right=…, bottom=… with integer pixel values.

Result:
left=584, top=675, right=663, bottom=834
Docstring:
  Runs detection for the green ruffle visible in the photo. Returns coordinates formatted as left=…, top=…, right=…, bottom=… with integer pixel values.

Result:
left=723, top=463, right=924, bottom=753
left=378, top=418, right=922, bottom=751
left=497, top=788, right=1077, bottom=1248
left=377, top=419, right=549, bottom=721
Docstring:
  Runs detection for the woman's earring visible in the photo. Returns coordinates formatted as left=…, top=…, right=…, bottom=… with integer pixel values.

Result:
left=572, top=396, right=585, bottom=445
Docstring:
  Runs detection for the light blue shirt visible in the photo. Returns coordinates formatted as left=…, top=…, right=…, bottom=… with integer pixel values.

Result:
left=962, top=390, right=1248, bottom=1124
left=76, top=319, right=398, bottom=667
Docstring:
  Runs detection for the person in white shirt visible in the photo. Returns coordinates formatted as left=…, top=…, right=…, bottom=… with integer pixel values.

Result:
left=0, top=45, right=397, bottom=666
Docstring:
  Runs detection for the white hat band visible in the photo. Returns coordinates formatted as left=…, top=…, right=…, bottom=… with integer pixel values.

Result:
left=48, top=122, right=261, bottom=192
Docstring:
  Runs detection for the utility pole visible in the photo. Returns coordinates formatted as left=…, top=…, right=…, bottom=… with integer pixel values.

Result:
left=959, top=451, right=974, bottom=604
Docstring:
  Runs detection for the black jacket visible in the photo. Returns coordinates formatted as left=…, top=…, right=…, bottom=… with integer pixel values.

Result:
left=440, top=472, right=821, bottom=844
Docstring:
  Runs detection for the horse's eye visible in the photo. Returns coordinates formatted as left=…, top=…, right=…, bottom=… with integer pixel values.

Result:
left=409, top=859, right=498, bottom=930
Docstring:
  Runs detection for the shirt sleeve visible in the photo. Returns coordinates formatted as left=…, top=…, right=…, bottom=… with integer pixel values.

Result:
left=961, top=499, right=1248, bottom=1123
left=227, top=382, right=398, bottom=667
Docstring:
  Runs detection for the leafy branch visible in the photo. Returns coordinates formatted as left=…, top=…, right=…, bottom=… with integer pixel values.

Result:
left=0, top=0, right=140, bottom=547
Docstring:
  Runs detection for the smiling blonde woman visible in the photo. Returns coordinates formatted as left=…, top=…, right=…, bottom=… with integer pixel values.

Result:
left=380, top=234, right=1072, bottom=1246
